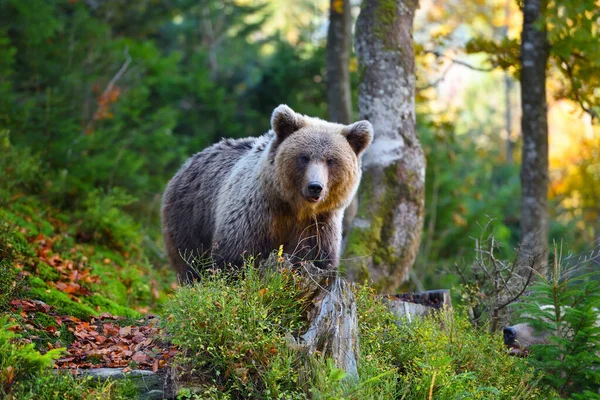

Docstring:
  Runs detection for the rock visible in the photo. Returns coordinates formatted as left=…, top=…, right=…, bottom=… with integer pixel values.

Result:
left=69, top=368, right=174, bottom=400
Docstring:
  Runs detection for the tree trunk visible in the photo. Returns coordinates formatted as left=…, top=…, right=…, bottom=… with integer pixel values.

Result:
left=505, top=74, right=513, bottom=164
left=504, top=1, right=514, bottom=165
left=343, top=0, right=425, bottom=293
left=326, top=0, right=353, bottom=125
left=266, top=255, right=360, bottom=380
left=519, top=0, right=549, bottom=275
left=325, top=0, right=357, bottom=236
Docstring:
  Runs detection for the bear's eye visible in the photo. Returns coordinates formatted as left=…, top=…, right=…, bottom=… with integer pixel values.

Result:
left=326, top=158, right=335, bottom=166
left=299, top=155, right=310, bottom=164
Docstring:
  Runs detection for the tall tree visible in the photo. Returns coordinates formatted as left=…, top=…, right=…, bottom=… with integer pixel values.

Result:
left=344, top=0, right=425, bottom=292
left=518, top=0, right=549, bottom=274
left=326, top=0, right=352, bottom=124
left=326, top=0, right=356, bottom=234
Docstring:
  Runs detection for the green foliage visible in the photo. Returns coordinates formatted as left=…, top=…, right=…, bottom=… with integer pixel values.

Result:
left=546, top=0, right=600, bottom=119
left=164, top=263, right=551, bottom=399
left=12, top=372, right=139, bottom=400
left=0, top=257, right=20, bottom=311
left=414, top=118, right=521, bottom=291
left=514, top=248, right=600, bottom=397
left=355, top=282, right=552, bottom=399
left=466, top=0, right=600, bottom=120
left=394, top=310, right=550, bottom=399
left=0, top=317, right=63, bottom=397
left=76, top=188, right=140, bottom=250
left=162, top=263, right=309, bottom=398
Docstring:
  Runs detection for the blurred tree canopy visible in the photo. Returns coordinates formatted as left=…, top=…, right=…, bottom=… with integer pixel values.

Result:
left=0, top=0, right=327, bottom=212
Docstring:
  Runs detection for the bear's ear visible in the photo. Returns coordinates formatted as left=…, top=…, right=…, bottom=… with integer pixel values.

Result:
left=271, top=104, right=304, bottom=141
left=343, top=120, right=373, bottom=156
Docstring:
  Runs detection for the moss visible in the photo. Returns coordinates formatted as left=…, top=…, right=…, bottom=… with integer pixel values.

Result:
left=0, top=259, right=20, bottom=309
left=27, top=277, right=97, bottom=320
left=36, top=262, right=60, bottom=282
left=32, top=312, right=58, bottom=328
left=26, top=277, right=139, bottom=319
left=374, top=0, right=398, bottom=49
left=87, top=294, right=140, bottom=318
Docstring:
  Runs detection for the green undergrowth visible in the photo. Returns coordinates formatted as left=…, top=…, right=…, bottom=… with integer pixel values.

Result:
left=163, top=262, right=551, bottom=399
left=1, top=317, right=138, bottom=399
left=0, top=197, right=173, bottom=320
left=0, top=132, right=176, bottom=398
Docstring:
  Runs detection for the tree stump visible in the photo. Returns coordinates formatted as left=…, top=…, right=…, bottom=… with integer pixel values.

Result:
left=299, top=274, right=359, bottom=379
left=267, top=256, right=360, bottom=380
left=381, top=289, right=452, bottom=324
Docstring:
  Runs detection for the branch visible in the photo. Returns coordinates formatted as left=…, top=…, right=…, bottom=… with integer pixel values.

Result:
left=417, top=63, right=454, bottom=91
left=424, top=50, right=495, bottom=72
left=559, top=55, right=599, bottom=122
left=81, top=48, right=132, bottom=135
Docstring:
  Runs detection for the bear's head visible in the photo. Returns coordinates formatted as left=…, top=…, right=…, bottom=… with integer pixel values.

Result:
left=269, top=104, right=373, bottom=214
left=503, top=322, right=549, bottom=356
left=503, top=304, right=560, bottom=356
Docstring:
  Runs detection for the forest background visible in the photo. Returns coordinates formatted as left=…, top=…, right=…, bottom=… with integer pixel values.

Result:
left=2, top=0, right=598, bottom=291
left=1, top=0, right=600, bottom=398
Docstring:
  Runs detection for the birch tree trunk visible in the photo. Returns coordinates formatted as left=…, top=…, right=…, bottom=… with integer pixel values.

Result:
left=343, top=0, right=425, bottom=293
left=519, top=0, right=549, bottom=275
left=326, top=0, right=353, bottom=125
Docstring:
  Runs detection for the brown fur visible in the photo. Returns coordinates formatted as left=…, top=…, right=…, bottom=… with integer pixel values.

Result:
left=161, top=105, right=373, bottom=282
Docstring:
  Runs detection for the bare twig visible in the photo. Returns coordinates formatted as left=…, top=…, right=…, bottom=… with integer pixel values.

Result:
left=424, top=50, right=495, bottom=72
left=417, top=63, right=454, bottom=91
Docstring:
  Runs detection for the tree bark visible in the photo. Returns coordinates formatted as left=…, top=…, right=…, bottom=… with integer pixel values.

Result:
left=505, top=75, right=514, bottom=164
left=519, top=0, right=549, bottom=275
left=504, top=1, right=514, bottom=165
left=326, top=0, right=353, bottom=125
left=325, top=0, right=357, bottom=236
left=343, top=0, right=425, bottom=293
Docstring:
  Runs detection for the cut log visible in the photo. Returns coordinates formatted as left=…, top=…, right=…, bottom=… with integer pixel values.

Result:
left=381, top=289, right=452, bottom=323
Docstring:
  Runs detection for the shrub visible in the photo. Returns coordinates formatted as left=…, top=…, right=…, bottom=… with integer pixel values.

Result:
left=392, top=310, right=550, bottom=399
left=162, top=263, right=309, bottom=399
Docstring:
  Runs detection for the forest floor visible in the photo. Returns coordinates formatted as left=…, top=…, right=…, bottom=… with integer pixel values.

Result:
left=1, top=193, right=180, bottom=396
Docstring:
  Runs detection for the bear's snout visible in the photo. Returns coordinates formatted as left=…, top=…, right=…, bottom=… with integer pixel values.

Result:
left=302, top=162, right=328, bottom=203
left=303, top=181, right=325, bottom=203
left=503, top=326, right=517, bottom=345
left=307, top=182, right=324, bottom=200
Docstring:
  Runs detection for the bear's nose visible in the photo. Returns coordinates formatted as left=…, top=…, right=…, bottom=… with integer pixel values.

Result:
left=307, top=182, right=323, bottom=197
left=503, top=327, right=516, bottom=343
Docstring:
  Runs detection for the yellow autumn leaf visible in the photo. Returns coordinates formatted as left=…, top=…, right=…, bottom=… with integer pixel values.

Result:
left=333, top=0, right=344, bottom=14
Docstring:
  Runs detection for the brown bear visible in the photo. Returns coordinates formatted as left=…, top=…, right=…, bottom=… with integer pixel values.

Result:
left=161, top=105, right=373, bottom=282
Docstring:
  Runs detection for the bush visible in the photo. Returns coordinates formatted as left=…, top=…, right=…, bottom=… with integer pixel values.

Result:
left=162, top=263, right=309, bottom=399
left=392, top=310, right=550, bottom=399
